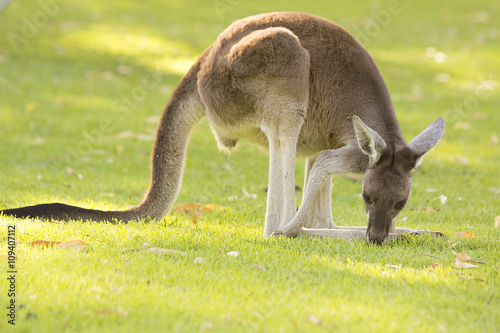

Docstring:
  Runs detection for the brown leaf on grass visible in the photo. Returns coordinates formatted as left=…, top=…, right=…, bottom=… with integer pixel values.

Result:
left=28, top=240, right=61, bottom=247
left=204, top=203, right=227, bottom=212
left=425, top=206, right=434, bottom=213
left=173, top=203, right=212, bottom=215
left=452, top=251, right=487, bottom=267
left=146, top=247, right=186, bottom=256
left=455, top=252, right=473, bottom=262
left=495, top=216, right=500, bottom=228
left=173, top=203, right=214, bottom=224
left=28, top=239, right=86, bottom=249
left=455, top=232, right=476, bottom=239
left=191, top=210, right=204, bottom=224
left=59, top=240, right=86, bottom=250
left=429, top=263, right=444, bottom=269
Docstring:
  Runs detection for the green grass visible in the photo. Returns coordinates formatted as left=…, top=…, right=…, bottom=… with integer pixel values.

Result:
left=1, top=0, right=499, bottom=332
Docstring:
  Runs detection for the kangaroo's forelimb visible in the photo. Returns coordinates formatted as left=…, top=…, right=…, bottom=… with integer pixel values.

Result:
left=273, top=145, right=368, bottom=237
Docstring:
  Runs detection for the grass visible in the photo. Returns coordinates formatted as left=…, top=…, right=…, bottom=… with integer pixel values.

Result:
left=1, top=0, right=499, bottom=332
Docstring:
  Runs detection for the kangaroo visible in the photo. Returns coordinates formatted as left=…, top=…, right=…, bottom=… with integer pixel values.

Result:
left=1, top=12, right=445, bottom=244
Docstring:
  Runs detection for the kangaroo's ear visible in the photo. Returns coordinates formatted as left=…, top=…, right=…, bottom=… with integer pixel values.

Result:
left=353, top=116, right=387, bottom=168
left=408, top=117, right=445, bottom=168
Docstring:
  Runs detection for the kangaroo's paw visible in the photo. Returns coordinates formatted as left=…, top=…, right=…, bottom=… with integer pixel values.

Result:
left=408, top=230, right=447, bottom=239
left=387, top=233, right=409, bottom=243
left=271, top=230, right=286, bottom=238
left=271, top=227, right=301, bottom=238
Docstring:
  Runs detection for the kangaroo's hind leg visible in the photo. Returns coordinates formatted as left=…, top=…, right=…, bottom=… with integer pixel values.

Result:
left=223, top=27, right=311, bottom=235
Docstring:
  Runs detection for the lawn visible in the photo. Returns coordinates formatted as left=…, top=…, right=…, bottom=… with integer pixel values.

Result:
left=1, top=0, right=499, bottom=332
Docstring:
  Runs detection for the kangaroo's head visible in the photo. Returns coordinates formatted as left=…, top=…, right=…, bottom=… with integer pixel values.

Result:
left=353, top=116, right=445, bottom=245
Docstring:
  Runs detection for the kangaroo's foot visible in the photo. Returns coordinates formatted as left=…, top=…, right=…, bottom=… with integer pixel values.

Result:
left=273, top=227, right=446, bottom=243
left=271, top=225, right=301, bottom=238
left=405, top=230, right=447, bottom=239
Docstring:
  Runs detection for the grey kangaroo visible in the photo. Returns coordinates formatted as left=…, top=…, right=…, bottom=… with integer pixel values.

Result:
left=1, top=12, right=445, bottom=244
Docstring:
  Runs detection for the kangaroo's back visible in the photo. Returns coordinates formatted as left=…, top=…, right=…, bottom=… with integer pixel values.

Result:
left=199, top=12, right=405, bottom=156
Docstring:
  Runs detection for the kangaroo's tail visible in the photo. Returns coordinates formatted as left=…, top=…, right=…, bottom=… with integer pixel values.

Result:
left=1, top=61, right=206, bottom=223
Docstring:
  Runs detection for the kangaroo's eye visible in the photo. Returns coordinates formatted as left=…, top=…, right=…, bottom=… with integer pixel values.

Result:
left=362, top=193, right=373, bottom=204
left=394, top=200, right=407, bottom=210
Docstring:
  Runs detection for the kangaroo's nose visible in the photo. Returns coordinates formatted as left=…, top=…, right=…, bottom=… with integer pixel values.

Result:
left=365, top=231, right=386, bottom=245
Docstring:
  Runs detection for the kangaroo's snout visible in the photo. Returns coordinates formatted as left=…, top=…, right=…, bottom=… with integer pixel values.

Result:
left=365, top=228, right=389, bottom=245
left=365, top=213, right=392, bottom=245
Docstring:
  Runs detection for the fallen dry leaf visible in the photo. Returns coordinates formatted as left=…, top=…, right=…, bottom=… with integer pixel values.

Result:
left=192, top=208, right=203, bottom=224
left=429, top=263, right=444, bottom=269
left=28, top=239, right=86, bottom=249
left=173, top=203, right=212, bottom=215
left=455, top=252, right=473, bottom=262
left=28, top=240, right=61, bottom=247
left=59, top=240, right=86, bottom=250
left=452, top=251, right=487, bottom=267
left=146, top=247, right=186, bottom=256
left=455, top=232, right=476, bottom=239
left=173, top=203, right=224, bottom=224
left=204, top=203, right=226, bottom=212
left=425, top=206, right=434, bottom=213
left=495, top=216, right=500, bottom=228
